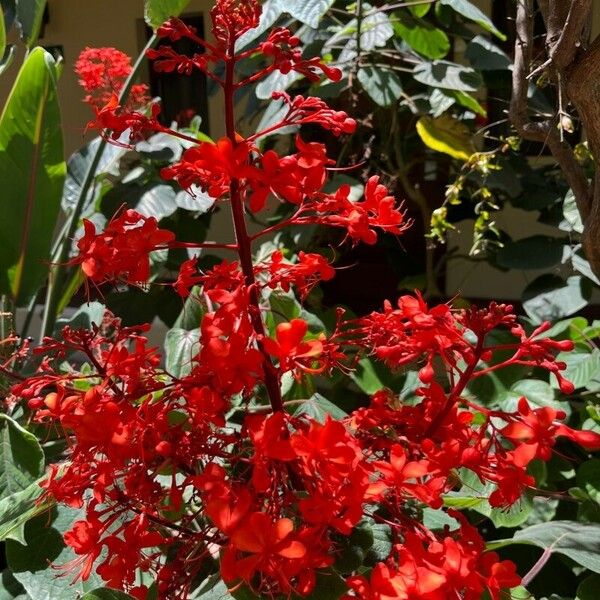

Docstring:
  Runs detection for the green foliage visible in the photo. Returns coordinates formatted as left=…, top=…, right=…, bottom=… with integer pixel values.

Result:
left=144, top=0, right=191, bottom=30
left=6, top=506, right=104, bottom=599
left=0, top=48, right=65, bottom=306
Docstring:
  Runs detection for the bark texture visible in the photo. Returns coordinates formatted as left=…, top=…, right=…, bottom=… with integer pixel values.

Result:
left=509, top=0, right=600, bottom=278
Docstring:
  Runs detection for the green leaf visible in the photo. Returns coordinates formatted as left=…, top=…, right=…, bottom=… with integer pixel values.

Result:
left=465, top=35, right=511, bottom=70
left=0, top=6, right=6, bottom=63
left=0, top=479, right=50, bottom=544
left=63, top=136, right=126, bottom=213
left=0, top=415, right=44, bottom=499
left=293, top=393, right=348, bottom=423
left=393, top=10, right=450, bottom=59
left=578, top=574, right=600, bottom=600
left=357, top=66, right=402, bottom=106
left=560, top=189, right=584, bottom=234
left=0, top=48, right=65, bottom=306
left=416, top=114, right=473, bottom=161
left=413, top=59, right=482, bottom=92
left=350, top=358, right=385, bottom=394
left=81, top=590, right=136, bottom=600
left=577, top=460, right=600, bottom=506
left=173, top=287, right=205, bottom=330
left=6, top=505, right=104, bottom=599
left=552, top=349, right=600, bottom=390
left=488, top=521, right=600, bottom=573
left=409, top=2, right=431, bottom=17
left=496, top=236, right=565, bottom=270
left=498, top=379, right=566, bottom=415
left=0, top=568, right=29, bottom=600
left=164, top=328, right=200, bottom=378
left=447, top=90, right=486, bottom=116
left=523, top=275, right=591, bottom=324
left=284, top=0, right=334, bottom=28
left=439, top=0, right=506, bottom=40
left=16, top=0, right=47, bottom=48
left=144, top=0, right=191, bottom=30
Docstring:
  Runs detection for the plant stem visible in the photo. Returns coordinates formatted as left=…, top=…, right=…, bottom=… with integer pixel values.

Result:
left=40, top=35, right=158, bottom=339
left=223, top=47, right=283, bottom=413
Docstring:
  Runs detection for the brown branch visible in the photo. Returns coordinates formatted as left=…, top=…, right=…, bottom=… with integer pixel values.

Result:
left=548, top=0, right=591, bottom=69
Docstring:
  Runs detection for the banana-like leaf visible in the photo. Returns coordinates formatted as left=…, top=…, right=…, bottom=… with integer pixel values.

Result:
left=16, top=0, right=47, bottom=48
left=0, top=47, right=65, bottom=306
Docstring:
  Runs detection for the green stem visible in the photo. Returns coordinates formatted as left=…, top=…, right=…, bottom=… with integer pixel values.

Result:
left=40, top=35, right=158, bottom=338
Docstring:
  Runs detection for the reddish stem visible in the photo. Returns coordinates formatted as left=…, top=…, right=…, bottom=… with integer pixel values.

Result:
left=223, top=45, right=284, bottom=413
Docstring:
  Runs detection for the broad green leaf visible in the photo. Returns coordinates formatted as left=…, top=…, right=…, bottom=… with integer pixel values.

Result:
left=577, top=460, right=600, bottom=505
left=54, top=301, right=105, bottom=335
left=416, top=115, right=473, bottom=161
left=6, top=506, right=104, bottom=600
left=144, top=0, right=191, bottom=30
left=439, top=0, right=506, bottom=40
left=174, top=287, right=205, bottom=330
left=285, top=0, right=334, bottom=28
left=578, top=574, right=600, bottom=600
left=465, top=35, right=511, bottom=70
left=496, top=236, right=565, bottom=270
left=422, top=508, right=460, bottom=531
left=551, top=348, right=600, bottom=390
left=523, top=275, right=591, bottom=324
left=447, top=469, right=534, bottom=528
left=16, top=0, right=47, bottom=48
left=0, top=415, right=44, bottom=499
left=350, top=358, right=385, bottom=394
left=293, top=393, right=348, bottom=423
left=0, top=479, right=49, bottom=544
left=62, top=136, right=126, bottom=213
left=81, top=590, right=136, bottom=600
left=335, top=522, right=374, bottom=573
left=165, top=328, right=200, bottom=378
left=357, top=66, right=402, bottom=106
left=498, top=379, right=568, bottom=416
left=488, top=521, right=600, bottom=573
left=413, top=60, right=482, bottom=92
left=409, top=2, right=431, bottom=17
left=393, top=10, right=450, bottom=59
left=0, top=48, right=65, bottom=306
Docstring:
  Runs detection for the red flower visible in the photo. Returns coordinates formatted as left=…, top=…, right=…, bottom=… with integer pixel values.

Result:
left=263, top=318, right=323, bottom=373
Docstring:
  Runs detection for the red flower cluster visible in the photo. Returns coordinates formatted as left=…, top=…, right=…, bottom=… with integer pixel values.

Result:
left=73, top=209, right=175, bottom=284
left=76, top=47, right=149, bottom=110
left=9, top=1, right=600, bottom=599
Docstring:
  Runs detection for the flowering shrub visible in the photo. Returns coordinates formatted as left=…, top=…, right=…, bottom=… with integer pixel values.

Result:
left=5, top=2, right=600, bottom=600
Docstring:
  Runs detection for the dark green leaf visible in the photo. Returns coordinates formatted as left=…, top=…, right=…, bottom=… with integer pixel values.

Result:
left=394, top=10, right=449, bottom=59
left=293, top=393, right=347, bottom=423
left=357, top=66, right=402, bottom=106
left=6, top=506, right=104, bottom=599
left=144, top=0, right=191, bottom=30
left=488, top=521, right=600, bottom=573
left=81, top=590, right=136, bottom=600
left=16, top=0, right=47, bottom=47
left=165, top=328, right=200, bottom=378
left=523, top=275, right=591, bottom=324
left=409, top=2, right=431, bottom=17
left=496, top=236, right=564, bottom=270
left=578, top=574, right=600, bottom=600
left=439, top=0, right=506, bottom=40
left=173, top=287, right=205, bottom=330
left=0, top=479, right=49, bottom=544
left=465, top=35, right=511, bottom=70
left=0, top=568, right=28, bottom=600
left=577, top=460, right=600, bottom=505
left=0, top=415, right=44, bottom=499
left=413, top=60, right=482, bottom=91
left=0, top=48, right=65, bottom=305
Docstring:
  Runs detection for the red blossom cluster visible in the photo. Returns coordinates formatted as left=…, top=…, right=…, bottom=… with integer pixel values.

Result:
left=76, top=47, right=150, bottom=111
left=10, top=1, right=600, bottom=599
